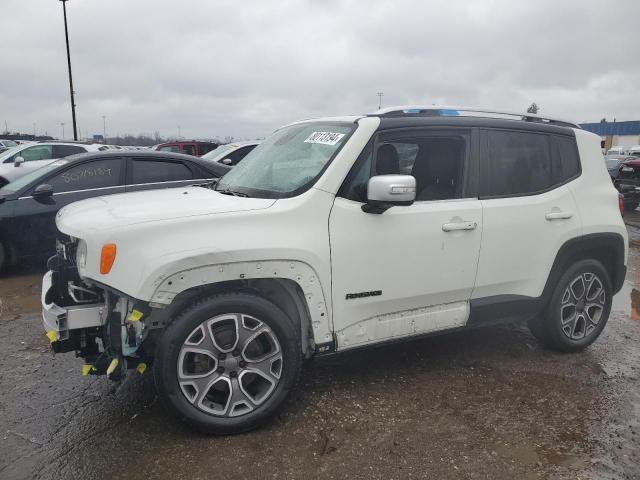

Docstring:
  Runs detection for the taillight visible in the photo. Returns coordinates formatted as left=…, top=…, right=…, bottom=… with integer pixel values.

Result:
left=619, top=194, right=624, bottom=215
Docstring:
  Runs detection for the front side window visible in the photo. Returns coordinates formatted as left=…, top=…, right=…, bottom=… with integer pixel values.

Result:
left=485, top=130, right=552, bottom=197
left=202, top=144, right=234, bottom=161
left=16, top=145, right=53, bottom=162
left=225, top=145, right=258, bottom=165
left=216, top=122, right=354, bottom=198
left=340, top=131, right=468, bottom=203
left=129, top=159, right=192, bottom=184
left=45, top=159, right=123, bottom=193
left=182, top=144, right=196, bottom=156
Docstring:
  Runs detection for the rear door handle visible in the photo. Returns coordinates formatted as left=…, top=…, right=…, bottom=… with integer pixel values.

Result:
left=442, top=221, right=477, bottom=232
left=545, top=211, right=573, bottom=221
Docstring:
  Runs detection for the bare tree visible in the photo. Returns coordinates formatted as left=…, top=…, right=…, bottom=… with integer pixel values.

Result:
left=527, top=102, right=539, bottom=114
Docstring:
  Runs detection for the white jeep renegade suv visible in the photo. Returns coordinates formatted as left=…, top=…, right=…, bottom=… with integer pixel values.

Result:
left=41, top=106, right=628, bottom=434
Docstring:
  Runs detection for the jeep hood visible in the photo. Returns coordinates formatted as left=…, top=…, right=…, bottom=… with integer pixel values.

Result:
left=56, top=186, right=276, bottom=236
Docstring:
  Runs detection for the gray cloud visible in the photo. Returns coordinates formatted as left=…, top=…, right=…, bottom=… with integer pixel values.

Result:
left=2, top=0, right=639, bottom=140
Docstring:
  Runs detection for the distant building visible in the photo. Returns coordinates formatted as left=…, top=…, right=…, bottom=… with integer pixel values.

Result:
left=581, top=120, right=640, bottom=151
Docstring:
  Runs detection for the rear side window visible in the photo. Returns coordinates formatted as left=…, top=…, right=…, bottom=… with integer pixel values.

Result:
left=552, top=136, right=580, bottom=183
left=47, top=159, right=123, bottom=193
left=129, top=159, right=193, bottom=184
left=53, top=145, right=86, bottom=157
left=485, top=130, right=552, bottom=197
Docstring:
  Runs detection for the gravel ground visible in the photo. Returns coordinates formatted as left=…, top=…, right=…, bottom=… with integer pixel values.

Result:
left=1, top=228, right=639, bottom=480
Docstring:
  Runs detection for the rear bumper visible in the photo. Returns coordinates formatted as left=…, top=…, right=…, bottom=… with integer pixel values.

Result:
left=41, top=270, right=106, bottom=346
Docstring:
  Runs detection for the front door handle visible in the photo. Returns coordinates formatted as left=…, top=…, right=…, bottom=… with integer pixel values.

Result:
left=442, top=221, right=477, bottom=232
left=545, top=211, right=573, bottom=221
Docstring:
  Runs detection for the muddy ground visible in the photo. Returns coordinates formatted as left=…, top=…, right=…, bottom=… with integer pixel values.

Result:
left=1, top=229, right=639, bottom=480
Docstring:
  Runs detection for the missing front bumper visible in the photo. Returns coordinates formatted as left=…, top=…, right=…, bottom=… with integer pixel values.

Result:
left=41, top=270, right=107, bottom=348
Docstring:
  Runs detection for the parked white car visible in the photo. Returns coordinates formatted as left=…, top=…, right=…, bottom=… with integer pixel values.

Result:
left=42, top=106, right=627, bottom=434
left=0, top=139, right=19, bottom=150
left=628, top=145, right=640, bottom=157
left=0, top=141, right=104, bottom=186
left=201, top=141, right=260, bottom=166
left=607, top=146, right=627, bottom=156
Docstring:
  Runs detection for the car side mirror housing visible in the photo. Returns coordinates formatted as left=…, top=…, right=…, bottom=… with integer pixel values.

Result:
left=14, top=156, right=25, bottom=167
left=362, top=174, right=416, bottom=214
left=33, top=183, right=54, bottom=199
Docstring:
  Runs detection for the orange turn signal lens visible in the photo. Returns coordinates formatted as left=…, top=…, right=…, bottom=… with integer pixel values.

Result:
left=100, top=243, right=117, bottom=274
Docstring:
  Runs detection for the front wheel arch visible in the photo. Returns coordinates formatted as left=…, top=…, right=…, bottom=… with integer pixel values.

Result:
left=154, top=291, right=303, bottom=434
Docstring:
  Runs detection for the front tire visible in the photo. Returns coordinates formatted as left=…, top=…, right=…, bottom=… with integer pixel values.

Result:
left=154, top=292, right=302, bottom=434
left=530, top=259, right=612, bottom=352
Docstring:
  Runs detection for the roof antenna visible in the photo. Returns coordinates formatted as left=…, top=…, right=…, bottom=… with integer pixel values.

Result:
left=377, top=92, right=384, bottom=110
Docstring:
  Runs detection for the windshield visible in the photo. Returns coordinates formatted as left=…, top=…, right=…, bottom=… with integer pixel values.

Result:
left=2, top=140, right=18, bottom=148
left=202, top=143, right=235, bottom=160
left=0, top=160, right=67, bottom=195
left=215, top=122, right=354, bottom=198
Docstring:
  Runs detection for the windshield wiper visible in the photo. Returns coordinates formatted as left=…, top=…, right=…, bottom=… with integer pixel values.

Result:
left=217, top=188, right=249, bottom=197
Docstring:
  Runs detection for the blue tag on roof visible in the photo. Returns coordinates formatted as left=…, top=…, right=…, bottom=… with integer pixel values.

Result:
left=438, top=109, right=460, bottom=116
left=403, top=109, right=422, bottom=114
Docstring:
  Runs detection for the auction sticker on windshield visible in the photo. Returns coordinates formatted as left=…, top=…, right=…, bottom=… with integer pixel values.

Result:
left=304, top=131, right=345, bottom=146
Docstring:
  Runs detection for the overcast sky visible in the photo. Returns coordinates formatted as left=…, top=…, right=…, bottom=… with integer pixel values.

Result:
left=2, top=0, right=639, bottom=140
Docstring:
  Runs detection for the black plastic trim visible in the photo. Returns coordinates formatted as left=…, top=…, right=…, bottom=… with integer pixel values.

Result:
left=467, top=295, right=542, bottom=326
left=378, top=117, right=577, bottom=137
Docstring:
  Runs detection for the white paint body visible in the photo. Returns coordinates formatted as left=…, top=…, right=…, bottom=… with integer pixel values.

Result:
left=55, top=115, right=627, bottom=351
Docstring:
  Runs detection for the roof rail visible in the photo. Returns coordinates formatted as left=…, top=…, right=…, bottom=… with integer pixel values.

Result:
left=373, top=105, right=581, bottom=129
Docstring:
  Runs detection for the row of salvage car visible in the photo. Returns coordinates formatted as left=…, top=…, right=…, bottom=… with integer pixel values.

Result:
left=0, top=141, right=258, bottom=271
left=605, top=147, right=640, bottom=211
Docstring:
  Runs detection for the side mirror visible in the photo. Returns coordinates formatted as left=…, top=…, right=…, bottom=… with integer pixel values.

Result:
left=363, top=174, right=416, bottom=214
left=221, top=158, right=233, bottom=165
left=33, top=184, right=54, bottom=199
left=14, top=156, right=25, bottom=167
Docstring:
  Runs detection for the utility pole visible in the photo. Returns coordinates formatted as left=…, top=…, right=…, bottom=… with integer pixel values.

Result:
left=59, top=0, right=78, bottom=140
left=102, top=115, right=106, bottom=143
left=61, top=122, right=65, bottom=140
left=377, top=92, right=384, bottom=110
left=178, top=125, right=181, bottom=139
left=33, top=122, right=36, bottom=138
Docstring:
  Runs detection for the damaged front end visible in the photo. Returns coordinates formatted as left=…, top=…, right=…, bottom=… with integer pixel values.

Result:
left=42, top=236, right=153, bottom=379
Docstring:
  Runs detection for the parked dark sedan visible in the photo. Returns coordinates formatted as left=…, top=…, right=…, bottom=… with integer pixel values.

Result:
left=0, top=151, right=229, bottom=271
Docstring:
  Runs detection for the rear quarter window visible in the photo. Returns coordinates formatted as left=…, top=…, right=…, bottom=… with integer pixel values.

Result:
left=552, top=136, right=581, bottom=183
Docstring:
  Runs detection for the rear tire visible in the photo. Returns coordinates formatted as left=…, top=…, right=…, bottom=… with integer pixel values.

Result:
left=530, top=259, right=612, bottom=352
left=154, top=292, right=302, bottom=434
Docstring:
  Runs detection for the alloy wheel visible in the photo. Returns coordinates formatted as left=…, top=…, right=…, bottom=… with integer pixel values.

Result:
left=560, top=272, right=606, bottom=340
left=177, top=313, right=283, bottom=417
